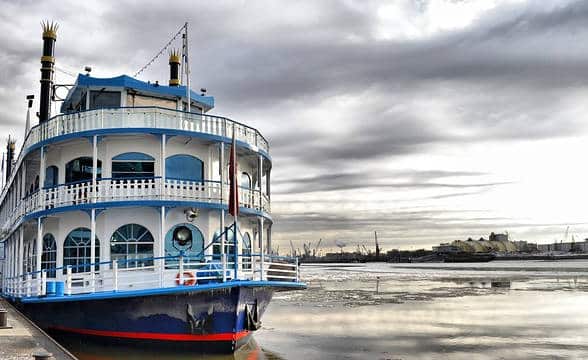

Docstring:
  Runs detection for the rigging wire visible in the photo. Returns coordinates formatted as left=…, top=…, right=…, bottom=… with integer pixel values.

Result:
left=54, top=66, right=76, bottom=78
left=134, top=23, right=187, bottom=78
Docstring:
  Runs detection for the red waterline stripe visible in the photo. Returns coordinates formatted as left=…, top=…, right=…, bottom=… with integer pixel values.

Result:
left=50, top=326, right=249, bottom=342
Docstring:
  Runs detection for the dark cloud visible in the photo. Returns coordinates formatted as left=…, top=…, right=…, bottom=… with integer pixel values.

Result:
left=1, top=0, right=587, bottom=249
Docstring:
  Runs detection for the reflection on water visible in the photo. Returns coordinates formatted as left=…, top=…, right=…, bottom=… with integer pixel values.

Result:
left=54, top=261, right=588, bottom=359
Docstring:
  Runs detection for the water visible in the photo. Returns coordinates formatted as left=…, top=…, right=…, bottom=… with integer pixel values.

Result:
left=58, top=261, right=588, bottom=359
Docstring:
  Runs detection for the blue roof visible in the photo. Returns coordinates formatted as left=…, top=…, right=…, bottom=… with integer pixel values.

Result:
left=62, top=74, right=214, bottom=111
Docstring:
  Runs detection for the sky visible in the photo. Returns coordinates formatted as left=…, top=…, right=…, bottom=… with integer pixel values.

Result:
left=0, top=0, right=587, bottom=253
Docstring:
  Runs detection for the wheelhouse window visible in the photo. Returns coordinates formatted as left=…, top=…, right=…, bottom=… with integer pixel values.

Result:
left=89, top=90, right=121, bottom=109
left=166, top=154, right=203, bottom=181
left=110, top=224, right=154, bottom=269
left=65, top=157, right=102, bottom=184
left=63, top=227, right=100, bottom=273
left=42, top=234, right=57, bottom=278
left=111, top=152, right=155, bottom=179
left=45, top=166, right=59, bottom=188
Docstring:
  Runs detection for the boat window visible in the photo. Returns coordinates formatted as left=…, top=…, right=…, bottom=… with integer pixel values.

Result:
left=165, top=154, right=203, bottom=182
left=44, top=166, right=59, bottom=188
left=63, top=227, right=100, bottom=274
left=212, top=227, right=239, bottom=263
left=42, top=234, right=57, bottom=278
left=242, top=232, right=252, bottom=270
left=65, top=157, right=102, bottom=184
left=25, top=239, right=36, bottom=274
left=241, top=172, right=251, bottom=189
left=164, top=223, right=204, bottom=268
left=110, top=224, right=154, bottom=269
left=89, top=90, right=121, bottom=109
left=111, top=152, right=155, bottom=179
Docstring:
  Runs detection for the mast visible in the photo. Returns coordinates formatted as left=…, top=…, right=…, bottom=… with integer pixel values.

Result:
left=182, top=22, right=191, bottom=113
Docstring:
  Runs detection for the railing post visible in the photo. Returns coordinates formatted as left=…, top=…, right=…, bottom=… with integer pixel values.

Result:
left=178, top=254, right=184, bottom=286
left=159, top=256, right=164, bottom=288
left=295, top=256, right=300, bottom=282
left=26, top=274, right=31, bottom=297
left=66, top=266, right=72, bottom=295
left=41, top=270, right=47, bottom=296
left=112, top=260, right=118, bottom=291
left=222, top=253, right=227, bottom=282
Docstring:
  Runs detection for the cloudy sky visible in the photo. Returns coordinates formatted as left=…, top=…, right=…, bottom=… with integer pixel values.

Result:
left=1, top=0, right=587, bottom=253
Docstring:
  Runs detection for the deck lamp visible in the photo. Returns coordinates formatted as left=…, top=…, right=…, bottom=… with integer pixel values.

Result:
left=173, top=225, right=192, bottom=247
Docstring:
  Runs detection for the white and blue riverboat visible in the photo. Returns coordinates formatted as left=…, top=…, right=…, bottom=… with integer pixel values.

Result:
left=0, top=22, right=305, bottom=352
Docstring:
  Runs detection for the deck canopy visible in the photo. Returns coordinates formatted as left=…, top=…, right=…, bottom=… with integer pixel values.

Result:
left=61, top=74, right=215, bottom=114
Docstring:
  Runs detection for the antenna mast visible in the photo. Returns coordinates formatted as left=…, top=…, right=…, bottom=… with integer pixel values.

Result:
left=182, top=22, right=191, bottom=113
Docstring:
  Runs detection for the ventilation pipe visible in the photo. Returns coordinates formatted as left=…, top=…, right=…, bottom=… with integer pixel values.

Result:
left=39, top=21, right=58, bottom=123
left=169, top=50, right=180, bottom=87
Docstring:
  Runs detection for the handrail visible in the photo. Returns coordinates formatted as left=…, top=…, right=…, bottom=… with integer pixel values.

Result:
left=0, top=106, right=270, bottom=209
left=2, top=177, right=270, bottom=236
left=5, top=252, right=300, bottom=280
left=2, top=251, right=301, bottom=299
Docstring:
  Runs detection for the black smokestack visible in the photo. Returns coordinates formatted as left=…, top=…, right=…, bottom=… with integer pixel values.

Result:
left=169, top=50, right=180, bottom=87
left=39, top=21, right=58, bottom=123
left=6, top=136, right=15, bottom=182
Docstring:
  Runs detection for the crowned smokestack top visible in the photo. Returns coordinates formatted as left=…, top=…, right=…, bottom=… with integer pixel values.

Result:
left=6, top=136, right=15, bottom=182
left=169, top=49, right=180, bottom=87
left=39, top=21, right=58, bottom=123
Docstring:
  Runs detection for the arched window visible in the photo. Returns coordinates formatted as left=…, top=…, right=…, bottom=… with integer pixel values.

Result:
left=65, top=157, right=102, bottom=184
left=112, top=152, right=155, bottom=179
left=212, top=227, right=240, bottom=264
left=241, top=172, right=252, bottom=189
left=110, top=224, right=154, bottom=268
left=24, top=239, right=36, bottom=273
left=165, top=223, right=204, bottom=268
left=63, top=227, right=100, bottom=273
left=42, top=234, right=57, bottom=278
left=243, top=232, right=252, bottom=270
left=166, top=154, right=203, bottom=182
left=45, top=166, right=59, bottom=188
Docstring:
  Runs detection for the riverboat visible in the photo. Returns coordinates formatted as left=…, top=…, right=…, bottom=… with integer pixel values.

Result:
left=0, top=22, right=305, bottom=352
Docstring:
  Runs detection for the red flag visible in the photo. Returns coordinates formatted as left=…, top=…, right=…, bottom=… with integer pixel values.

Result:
left=228, top=127, right=239, bottom=217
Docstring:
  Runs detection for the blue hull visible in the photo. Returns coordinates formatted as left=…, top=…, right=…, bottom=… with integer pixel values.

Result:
left=15, top=285, right=276, bottom=352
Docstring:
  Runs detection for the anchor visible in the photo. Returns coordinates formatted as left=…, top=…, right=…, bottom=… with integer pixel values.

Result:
left=244, top=299, right=261, bottom=331
left=186, top=303, right=214, bottom=334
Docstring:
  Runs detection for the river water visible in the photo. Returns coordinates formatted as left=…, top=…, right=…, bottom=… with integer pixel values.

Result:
left=59, top=260, right=588, bottom=359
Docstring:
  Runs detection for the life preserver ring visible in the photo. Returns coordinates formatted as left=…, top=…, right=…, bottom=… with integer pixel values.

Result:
left=175, top=271, right=196, bottom=286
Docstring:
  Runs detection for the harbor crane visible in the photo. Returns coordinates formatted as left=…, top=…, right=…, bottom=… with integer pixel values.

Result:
left=374, top=231, right=380, bottom=259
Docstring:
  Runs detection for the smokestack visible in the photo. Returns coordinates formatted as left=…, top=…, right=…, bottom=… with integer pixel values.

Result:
left=6, top=136, right=15, bottom=182
left=169, top=50, right=180, bottom=87
left=39, top=21, right=58, bottom=123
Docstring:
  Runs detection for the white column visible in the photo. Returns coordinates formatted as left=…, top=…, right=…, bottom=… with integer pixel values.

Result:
left=258, top=155, right=263, bottom=211
left=18, top=227, right=24, bottom=277
left=160, top=134, right=166, bottom=197
left=39, top=147, right=46, bottom=208
left=90, top=208, right=96, bottom=291
left=219, top=142, right=225, bottom=261
left=159, top=206, right=166, bottom=288
left=92, top=135, right=98, bottom=203
left=36, top=217, right=43, bottom=273
left=259, top=217, right=264, bottom=281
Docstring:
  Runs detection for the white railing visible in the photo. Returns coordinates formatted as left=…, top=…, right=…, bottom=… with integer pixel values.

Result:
left=2, top=253, right=300, bottom=299
left=0, top=106, right=270, bottom=221
left=1, top=178, right=270, bottom=235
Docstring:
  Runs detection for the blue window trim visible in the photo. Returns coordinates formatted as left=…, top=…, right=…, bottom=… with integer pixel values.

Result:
left=112, top=152, right=155, bottom=161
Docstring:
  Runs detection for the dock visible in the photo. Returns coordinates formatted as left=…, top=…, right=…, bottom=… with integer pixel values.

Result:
left=0, top=298, right=77, bottom=360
